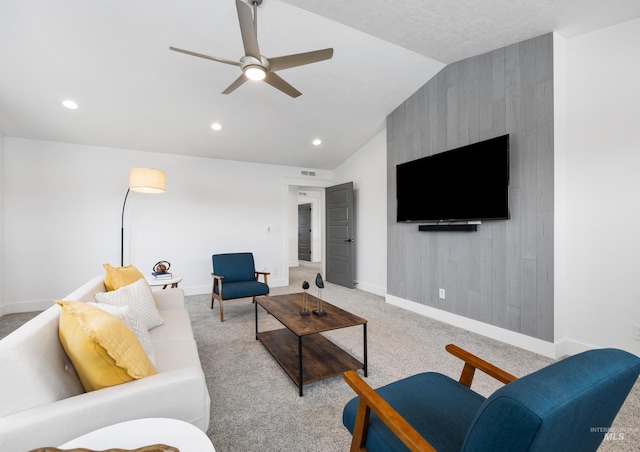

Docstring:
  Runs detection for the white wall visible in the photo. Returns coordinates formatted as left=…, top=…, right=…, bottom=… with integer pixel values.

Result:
left=560, top=17, right=640, bottom=356
left=0, top=132, right=4, bottom=309
left=287, top=185, right=299, bottom=267
left=1, top=137, right=332, bottom=313
left=332, top=130, right=387, bottom=296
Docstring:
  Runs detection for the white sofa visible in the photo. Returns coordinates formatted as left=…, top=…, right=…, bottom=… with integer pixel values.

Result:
left=0, top=276, right=211, bottom=452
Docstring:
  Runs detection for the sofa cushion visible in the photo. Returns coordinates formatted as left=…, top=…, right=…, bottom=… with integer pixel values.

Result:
left=88, top=302, right=156, bottom=365
left=102, top=263, right=145, bottom=291
left=95, top=278, right=163, bottom=330
left=57, top=301, right=157, bottom=392
left=152, top=339, right=205, bottom=373
left=149, top=309, right=194, bottom=344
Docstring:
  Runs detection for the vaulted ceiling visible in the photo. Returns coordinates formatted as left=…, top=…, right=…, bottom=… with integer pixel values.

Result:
left=1, top=0, right=639, bottom=170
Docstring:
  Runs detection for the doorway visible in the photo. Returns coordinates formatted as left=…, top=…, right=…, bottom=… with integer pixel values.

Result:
left=298, top=203, right=311, bottom=262
left=295, top=188, right=322, bottom=264
left=288, top=183, right=355, bottom=289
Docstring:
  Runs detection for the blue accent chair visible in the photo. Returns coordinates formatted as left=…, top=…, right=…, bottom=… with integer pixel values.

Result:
left=343, top=344, right=640, bottom=452
left=211, top=252, right=269, bottom=322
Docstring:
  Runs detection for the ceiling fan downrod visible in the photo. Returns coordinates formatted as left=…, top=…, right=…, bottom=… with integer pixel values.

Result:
left=251, top=0, right=261, bottom=36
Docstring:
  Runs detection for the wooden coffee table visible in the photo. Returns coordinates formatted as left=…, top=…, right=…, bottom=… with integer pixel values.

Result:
left=255, top=293, right=367, bottom=396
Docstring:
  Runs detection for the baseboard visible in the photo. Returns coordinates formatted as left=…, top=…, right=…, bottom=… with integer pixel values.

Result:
left=355, top=280, right=386, bottom=297
left=553, top=338, right=600, bottom=357
left=268, top=276, right=289, bottom=288
left=178, top=285, right=212, bottom=297
left=386, top=294, right=564, bottom=359
left=0, top=299, right=53, bottom=316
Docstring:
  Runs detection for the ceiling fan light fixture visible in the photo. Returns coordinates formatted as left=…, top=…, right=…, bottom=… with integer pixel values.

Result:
left=244, top=65, right=266, bottom=81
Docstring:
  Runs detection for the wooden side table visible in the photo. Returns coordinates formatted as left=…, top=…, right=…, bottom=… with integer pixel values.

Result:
left=146, top=276, right=183, bottom=289
left=59, top=418, right=215, bottom=451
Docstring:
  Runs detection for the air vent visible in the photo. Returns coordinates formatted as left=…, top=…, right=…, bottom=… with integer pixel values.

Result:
left=300, top=170, right=316, bottom=177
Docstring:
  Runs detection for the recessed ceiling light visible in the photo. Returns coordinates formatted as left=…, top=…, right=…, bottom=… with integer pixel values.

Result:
left=62, top=99, right=78, bottom=110
left=312, top=138, right=322, bottom=146
left=211, top=122, right=222, bottom=131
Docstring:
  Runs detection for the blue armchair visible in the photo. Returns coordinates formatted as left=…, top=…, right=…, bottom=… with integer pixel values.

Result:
left=343, top=344, right=640, bottom=452
left=211, top=252, right=270, bottom=322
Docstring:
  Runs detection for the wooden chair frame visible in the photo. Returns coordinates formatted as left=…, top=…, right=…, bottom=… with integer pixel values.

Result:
left=343, top=344, right=517, bottom=452
left=211, top=270, right=269, bottom=322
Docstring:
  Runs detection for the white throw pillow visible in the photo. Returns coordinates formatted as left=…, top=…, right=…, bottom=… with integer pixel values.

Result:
left=94, top=278, right=164, bottom=330
left=87, top=302, right=128, bottom=323
left=88, top=302, right=156, bottom=365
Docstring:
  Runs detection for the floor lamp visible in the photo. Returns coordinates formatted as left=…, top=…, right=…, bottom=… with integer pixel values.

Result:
left=121, top=168, right=166, bottom=266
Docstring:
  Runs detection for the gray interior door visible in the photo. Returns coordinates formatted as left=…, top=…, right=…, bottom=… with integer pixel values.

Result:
left=325, top=182, right=355, bottom=288
left=298, top=203, right=311, bottom=262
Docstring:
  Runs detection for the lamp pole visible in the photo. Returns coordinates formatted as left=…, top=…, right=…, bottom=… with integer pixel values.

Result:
left=120, top=188, right=131, bottom=267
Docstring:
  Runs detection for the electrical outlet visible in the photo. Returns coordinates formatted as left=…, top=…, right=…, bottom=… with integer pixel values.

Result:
left=633, top=324, right=640, bottom=341
left=439, top=288, right=445, bottom=299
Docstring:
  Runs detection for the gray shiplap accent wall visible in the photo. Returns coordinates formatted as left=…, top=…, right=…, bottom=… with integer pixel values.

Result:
left=387, top=33, right=554, bottom=342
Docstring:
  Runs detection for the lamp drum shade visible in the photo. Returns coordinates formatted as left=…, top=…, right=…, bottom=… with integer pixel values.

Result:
left=129, top=168, right=166, bottom=194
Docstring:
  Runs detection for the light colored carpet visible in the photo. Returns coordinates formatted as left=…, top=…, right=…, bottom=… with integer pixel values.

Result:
left=1, top=264, right=638, bottom=450
left=189, top=263, right=640, bottom=451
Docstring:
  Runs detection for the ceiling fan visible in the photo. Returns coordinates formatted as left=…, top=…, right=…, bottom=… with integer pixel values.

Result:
left=170, top=0, right=334, bottom=98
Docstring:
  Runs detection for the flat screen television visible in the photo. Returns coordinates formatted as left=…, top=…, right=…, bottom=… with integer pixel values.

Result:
left=396, top=134, right=510, bottom=223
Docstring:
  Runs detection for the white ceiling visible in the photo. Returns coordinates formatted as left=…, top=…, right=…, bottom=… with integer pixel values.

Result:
left=1, top=0, right=639, bottom=170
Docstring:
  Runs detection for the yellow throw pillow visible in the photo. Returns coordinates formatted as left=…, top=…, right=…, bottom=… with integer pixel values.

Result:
left=57, top=301, right=157, bottom=392
left=103, top=263, right=144, bottom=291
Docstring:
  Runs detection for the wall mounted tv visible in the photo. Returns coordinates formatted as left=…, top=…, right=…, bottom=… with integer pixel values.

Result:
left=396, top=134, right=510, bottom=223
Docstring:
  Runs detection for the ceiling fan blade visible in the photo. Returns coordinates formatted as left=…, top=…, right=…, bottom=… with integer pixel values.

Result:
left=170, top=47, right=240, bottom=67
left=221, top=74, right=248, bottom=95
left=236, top=0, right=261, bottom=59
left=269, top=48, right=334, bottom=71
left=263, top=72, right=302, bottom=98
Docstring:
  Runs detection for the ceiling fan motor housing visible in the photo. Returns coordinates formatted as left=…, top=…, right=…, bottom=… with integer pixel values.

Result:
left=240, top=55, right=269, bottom=80
left=240, top=55, right=270, bottom=72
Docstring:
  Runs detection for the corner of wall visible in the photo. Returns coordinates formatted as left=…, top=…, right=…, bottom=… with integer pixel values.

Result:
left=0, top=132, right=4, bottom=315
left=552, top=33, right=569, bottom=348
